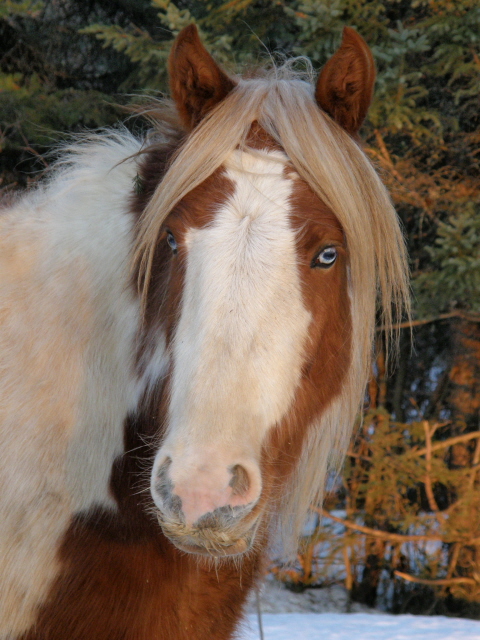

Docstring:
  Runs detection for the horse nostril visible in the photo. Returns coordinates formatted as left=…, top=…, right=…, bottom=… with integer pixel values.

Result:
left=229, top=464, right=250, bottom=497
left=154, top=457, right=172, bottom=499
left=153, top=457, right=183, bottom=517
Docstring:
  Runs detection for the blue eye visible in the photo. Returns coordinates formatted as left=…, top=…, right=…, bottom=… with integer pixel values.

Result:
left=312, top=246, right=337, bottom=269
left=166, top=231, right=177, bottom=254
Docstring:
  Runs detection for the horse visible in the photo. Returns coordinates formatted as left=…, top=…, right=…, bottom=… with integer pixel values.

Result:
left=0, top=24, right=409, bottom=640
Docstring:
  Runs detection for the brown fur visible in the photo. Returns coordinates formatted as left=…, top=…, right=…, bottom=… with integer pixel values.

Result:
left=315, top=27, right=375, bottom=135
left=132, top=145, right=236, bottom=354
left=169, top=25, right=237, bottom=130
left=263, top=173, right=352, bottom=499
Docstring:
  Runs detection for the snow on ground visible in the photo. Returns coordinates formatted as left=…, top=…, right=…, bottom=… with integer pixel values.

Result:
left=239, top=613, right=480, bottom=640
left=245, top=581, right=374, bottom=614
left=240, top=581, right=480, bottom=639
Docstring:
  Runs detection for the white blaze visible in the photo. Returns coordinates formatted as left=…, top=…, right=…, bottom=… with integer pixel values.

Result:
left=152, top=150, right=312, bottom=521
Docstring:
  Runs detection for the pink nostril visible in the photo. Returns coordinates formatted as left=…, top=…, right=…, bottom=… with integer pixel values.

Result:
left=152, top=456, right=183, bottom=516
left=226, top=462, right=261, bottom=511
left=229, top=464, right=250, bottom=497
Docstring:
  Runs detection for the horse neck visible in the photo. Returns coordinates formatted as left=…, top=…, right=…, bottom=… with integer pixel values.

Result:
left=0, top=133, right=154, bottom=514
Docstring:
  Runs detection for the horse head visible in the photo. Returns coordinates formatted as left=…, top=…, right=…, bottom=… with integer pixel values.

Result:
left=131, top=25, right=406, bottom=558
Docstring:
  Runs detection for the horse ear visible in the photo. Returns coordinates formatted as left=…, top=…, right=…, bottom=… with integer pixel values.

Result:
left=315, top=27, right=375, bottom=136
left=168, top=24, right=237, bottom=130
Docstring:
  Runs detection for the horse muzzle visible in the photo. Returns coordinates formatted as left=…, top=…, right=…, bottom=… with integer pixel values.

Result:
left=151, top=453, right=263, bottom=557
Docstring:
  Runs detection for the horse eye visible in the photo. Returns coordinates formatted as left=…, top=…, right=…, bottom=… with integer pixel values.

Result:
left=166, top=231, right=177, bottom=254
left=312, top=246, right=337, bottom=269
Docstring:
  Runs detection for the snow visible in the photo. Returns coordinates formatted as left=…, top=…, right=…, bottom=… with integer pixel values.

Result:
left=239, top=612, right=480, bottom=640
left=239, top=581, right=480, bottom=639
left=245, top=582, right=373, bottom=614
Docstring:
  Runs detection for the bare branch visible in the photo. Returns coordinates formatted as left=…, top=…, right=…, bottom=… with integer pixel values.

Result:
left=411, top=430, right=480, bottom=458
left=378, top=310, right=480, bottom=331
left=317, top=508, right=480, bottom=546
left=395, top=570, right=476, bottom=586
left=316, top=508, right=443, bottom=543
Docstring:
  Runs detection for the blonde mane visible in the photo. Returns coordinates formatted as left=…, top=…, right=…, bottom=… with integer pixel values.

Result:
left=134, top=69, right=410, bottom=552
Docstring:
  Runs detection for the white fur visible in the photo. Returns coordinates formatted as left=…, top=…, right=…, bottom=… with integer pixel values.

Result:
left=0, top=133, right=162, bottom=637
left=135, top=334, right=169, bottom=400
left=151, top=149, right=311, bottom=524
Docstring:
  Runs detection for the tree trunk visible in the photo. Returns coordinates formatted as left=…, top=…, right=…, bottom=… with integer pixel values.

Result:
left=447, top=320, right=480, bottom=431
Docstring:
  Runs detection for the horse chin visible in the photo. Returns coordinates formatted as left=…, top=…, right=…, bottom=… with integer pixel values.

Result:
left=167, top=534, right=254, bottom=558
left=157, top=515, right=260, bottom=558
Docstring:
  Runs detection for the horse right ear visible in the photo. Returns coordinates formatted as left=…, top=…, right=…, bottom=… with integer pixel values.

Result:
left=169, top=24, right=237, bottom=130
left=315, top=27, right=375, bottom=136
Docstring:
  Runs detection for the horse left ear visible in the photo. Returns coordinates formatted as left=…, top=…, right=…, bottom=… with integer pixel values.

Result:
left=315, top=27, right=375, bottom=136
left=169, top=24, right=237, bottom=130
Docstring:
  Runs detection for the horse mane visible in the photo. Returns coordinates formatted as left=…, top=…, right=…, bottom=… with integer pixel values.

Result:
left=131, top=63, right=410, bottom=552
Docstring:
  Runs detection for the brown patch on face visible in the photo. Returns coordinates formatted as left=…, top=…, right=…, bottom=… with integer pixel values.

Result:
left=139, top=170, right=235, bottom=344
left=131, top=141, right=235, bottom=379
left=264, top=173, right=352, bottom=493
left=130, top=140, right=182, bottom=378
left=130, top=138, right=185, bottom=222
left=244, top=121, right=283, bottom=152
